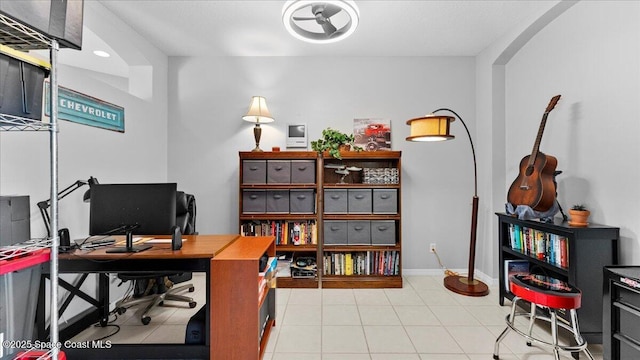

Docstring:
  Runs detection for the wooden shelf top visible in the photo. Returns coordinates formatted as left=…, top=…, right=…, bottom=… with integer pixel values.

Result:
left=240, top=151, right=317, bottom=159
left=214, top=236, right=275, bottom=260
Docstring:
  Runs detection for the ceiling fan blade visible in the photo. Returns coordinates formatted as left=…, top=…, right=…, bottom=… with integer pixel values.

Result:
left=321, top=21, right=337, bottom=36
left=322, top=4, right=342, bottom=18
left=292, top=16, right=317, bottom=21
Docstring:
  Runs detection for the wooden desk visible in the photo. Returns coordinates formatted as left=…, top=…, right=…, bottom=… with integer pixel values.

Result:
left=37, top=234, right=275, bottom=360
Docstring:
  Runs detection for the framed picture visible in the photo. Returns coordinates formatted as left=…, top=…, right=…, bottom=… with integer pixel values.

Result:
left=353, top=118, right=391, bottom=151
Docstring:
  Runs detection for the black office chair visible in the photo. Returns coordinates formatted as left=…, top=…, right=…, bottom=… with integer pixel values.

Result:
left=114, top=191, right=197, bottom=325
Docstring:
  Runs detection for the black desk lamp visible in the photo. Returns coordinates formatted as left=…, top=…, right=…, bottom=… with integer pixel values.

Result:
left=37, top=176, right=99, bottom=238
left=406, top=109, right=489, bottom=297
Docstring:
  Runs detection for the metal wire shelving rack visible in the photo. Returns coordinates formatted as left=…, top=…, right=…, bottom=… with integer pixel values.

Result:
left=1, top=12, right=63, bottom=360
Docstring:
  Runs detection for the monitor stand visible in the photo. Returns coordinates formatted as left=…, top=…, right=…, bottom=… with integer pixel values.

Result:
left=106, top=227, right=152, bottom=253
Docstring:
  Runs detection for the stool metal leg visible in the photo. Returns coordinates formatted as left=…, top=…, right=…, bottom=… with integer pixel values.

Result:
left=526, top=301, right=536, bottom=346
left=570, top=309, right=595, bottom=360
left=550, top=309, right=561, bottom=360
left=493, top=297, right=519, bottom=360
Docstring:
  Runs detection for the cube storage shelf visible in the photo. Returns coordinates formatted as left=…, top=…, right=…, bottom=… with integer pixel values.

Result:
left=496, top=212, right=619, bottom=343
left=239, top=151, right=402, bottom=288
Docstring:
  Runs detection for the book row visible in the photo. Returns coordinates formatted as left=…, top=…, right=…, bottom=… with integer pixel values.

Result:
left=241, top=220, right=318, bottom=245
left=508, top=224, right=569, bottom=268
left=322, top=250, right=400, bottom=276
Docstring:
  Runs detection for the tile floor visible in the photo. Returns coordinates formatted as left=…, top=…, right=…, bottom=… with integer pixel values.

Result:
left=71, top=273, right=604, bottom=359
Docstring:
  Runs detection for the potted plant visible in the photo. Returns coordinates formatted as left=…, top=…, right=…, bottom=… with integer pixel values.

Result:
left=311, top=128, right=357, bottom=159
left=568, top=204, right=590, bottom=227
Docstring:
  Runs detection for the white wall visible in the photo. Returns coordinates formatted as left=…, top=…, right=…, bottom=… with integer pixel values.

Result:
left=476, top=0, right=640, bottom=279
left=503, top=1, right=640, bottom=265
left=167, top=56, right=476, bottom=272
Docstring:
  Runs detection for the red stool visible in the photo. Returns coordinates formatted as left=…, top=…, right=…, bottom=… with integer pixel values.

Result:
left=493, top=274, right=594, bottom=360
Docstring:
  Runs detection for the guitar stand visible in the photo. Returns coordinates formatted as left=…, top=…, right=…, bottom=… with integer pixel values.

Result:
left=553, top=170, right=568, bottom=222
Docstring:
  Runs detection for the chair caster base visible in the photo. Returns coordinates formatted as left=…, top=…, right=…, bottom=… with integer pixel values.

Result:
left=141, top=316, right=151, bottom=325
left=493, top=355, right=499, bottom=360
left=189, top=301, right=197, bottom=308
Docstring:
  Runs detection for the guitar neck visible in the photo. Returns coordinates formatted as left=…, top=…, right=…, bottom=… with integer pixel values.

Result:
left=526, top=95, right=561, bottom=168
left=527, top=113, right=549, bottom=167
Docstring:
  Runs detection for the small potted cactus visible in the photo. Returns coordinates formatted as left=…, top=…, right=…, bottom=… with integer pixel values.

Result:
left=568, top=204, right=590, bottom=227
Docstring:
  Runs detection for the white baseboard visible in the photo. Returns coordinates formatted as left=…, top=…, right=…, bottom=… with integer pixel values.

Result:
left=402, top=268, right=498, bottom=287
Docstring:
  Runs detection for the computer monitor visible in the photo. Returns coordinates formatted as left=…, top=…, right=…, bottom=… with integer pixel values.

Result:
left=89, top=183, right=177, bottom=253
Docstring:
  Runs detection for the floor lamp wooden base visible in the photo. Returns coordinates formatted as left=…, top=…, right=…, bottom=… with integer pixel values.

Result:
left=444, top=274, right=489, bottom=297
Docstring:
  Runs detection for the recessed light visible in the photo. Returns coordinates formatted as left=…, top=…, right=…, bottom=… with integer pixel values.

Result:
left=93, top=50, right=110, bottom=58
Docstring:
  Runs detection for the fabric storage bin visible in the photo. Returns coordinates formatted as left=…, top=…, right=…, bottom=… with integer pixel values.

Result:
left=242, top=190, right=266, bottom=213
left=266, top=190, right=289, bottom=213
left=372, top=189, right=398, bottom=214
left=242, top=160, right=266, bottom=184
left=0, top=52, right=48, bottom=121
left=347, top=220, right=371, bottom=245
left=0, top=196, right=30, bottom=247
left=324, top=220, right=348, bottom=245
left=290, top=190, right=315, bottom=214
left=267, top=160, right=291, bottom=183
left=348, top=189, right=372, bottom=214
left=371, top=220, right=396, bottom=245
left=324, top=189, right=348, bottom=214
left=290, top=160, right=315, bottom=184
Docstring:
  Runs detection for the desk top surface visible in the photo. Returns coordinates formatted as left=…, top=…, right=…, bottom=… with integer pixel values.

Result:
left=60, top=234, right=240, bottom=260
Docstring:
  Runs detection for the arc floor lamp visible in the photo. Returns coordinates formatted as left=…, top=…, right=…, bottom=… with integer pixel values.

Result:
left=406, top=109, right=489, bottom=296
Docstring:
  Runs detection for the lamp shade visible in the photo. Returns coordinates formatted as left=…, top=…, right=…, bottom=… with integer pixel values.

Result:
left=405, top=114, right=455, bottom=142
left=242, top=96, right=274, bottom=124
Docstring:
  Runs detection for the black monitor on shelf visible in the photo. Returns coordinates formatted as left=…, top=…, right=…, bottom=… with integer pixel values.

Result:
left=89, top=183, right=177, bottom=253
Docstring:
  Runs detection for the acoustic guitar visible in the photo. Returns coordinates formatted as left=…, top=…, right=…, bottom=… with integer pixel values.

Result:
left=507, top=95, right=561, bottom=211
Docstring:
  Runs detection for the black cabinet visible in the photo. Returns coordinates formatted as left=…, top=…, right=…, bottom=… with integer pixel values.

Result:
left=603, top=266, right=640, bottom=360
left=497, top=213, right=619, bottom=343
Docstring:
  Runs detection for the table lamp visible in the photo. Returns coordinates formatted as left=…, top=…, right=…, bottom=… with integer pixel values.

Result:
left=242, top=96, right=274, bottom=152
left=37, top=176, right=99, bottom=238
left=406, top=109, right=489, bottom=297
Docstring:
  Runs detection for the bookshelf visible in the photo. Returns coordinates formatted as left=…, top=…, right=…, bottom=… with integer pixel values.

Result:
left=239, top=151, right=320, bottom=288
left=497, top=212, right=619, bottom=343
left=239, top=151, right=402, bottom=289
left=321, top=151, right=402, bottom=288
left=210, top=236, right=276, bottom=359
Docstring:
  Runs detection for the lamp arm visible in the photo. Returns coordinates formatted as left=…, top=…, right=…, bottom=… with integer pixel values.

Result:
left=37, top=180, right=89, bottom=238
left=433, top=108, right=483, bottom=287
left=432, top=108, right=478, bottom=197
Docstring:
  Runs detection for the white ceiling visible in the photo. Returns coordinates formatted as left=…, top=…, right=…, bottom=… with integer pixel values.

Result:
left=97, top=0, right=549, bottom=57
left=50, top=1, right=552, bottom=77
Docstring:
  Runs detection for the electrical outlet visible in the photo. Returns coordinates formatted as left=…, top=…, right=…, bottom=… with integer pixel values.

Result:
left=430, top=243, right=436, bottom=253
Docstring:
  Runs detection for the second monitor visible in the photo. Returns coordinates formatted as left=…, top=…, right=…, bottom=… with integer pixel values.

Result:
left=89, top=183, right=177, bottom=253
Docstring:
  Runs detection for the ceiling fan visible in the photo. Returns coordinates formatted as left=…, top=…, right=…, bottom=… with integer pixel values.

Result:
left=293, top=3, right=344, bottom=38
left=282, top=1, right=360, bottom=44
